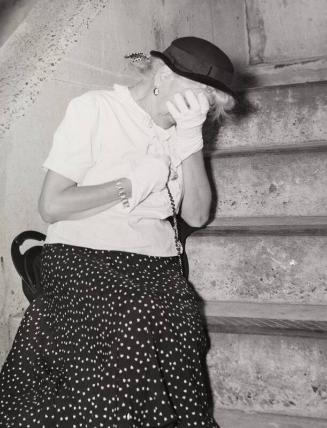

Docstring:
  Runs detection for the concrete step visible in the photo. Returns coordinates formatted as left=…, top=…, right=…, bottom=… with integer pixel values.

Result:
left=216, top=408, right=327, bottom=428
left=233, top=56, right=327, bottom=90
left=207, top=81, right=327, bottom=150
left=196, top=216, right=327, bottom=235
left=205, top=151, right=327, bottom=218
left=205, top=139, right=327, bottom=158
left=8, top=313, right=24, bottom=345
left=206, top=331, right=327, bottom=419
left=202, top=300, right=327, bottom=338
left=185, top=233, right=327, bottom=304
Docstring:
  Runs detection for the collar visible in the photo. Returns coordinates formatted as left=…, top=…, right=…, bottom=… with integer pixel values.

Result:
left=112, top=84, right=171, bottom=141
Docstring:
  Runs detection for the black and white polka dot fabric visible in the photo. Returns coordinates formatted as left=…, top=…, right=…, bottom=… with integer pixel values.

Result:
left=0, top=243, right=220, bottom=427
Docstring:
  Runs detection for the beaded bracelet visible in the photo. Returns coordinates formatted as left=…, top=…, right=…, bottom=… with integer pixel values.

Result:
left=115, top=180, right=130, bottom=208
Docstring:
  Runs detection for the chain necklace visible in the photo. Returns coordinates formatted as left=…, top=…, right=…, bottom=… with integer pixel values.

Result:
left=166, top=184, right=184, bottom=276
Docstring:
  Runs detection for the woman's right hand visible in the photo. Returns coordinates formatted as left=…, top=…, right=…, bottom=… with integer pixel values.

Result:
left=125, top=153, right=171, bottom=210
left=166, top=90, right=209, bottom=162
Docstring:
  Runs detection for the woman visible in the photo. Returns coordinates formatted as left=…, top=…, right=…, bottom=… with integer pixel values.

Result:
left=0, top=37, right=235, bottom=427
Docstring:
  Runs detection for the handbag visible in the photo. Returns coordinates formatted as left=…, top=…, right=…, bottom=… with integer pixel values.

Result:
left=11, top=230, right=46, bottom=303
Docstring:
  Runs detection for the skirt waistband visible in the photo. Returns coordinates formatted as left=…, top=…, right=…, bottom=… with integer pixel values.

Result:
left=42, top=243, right=181, bottom=277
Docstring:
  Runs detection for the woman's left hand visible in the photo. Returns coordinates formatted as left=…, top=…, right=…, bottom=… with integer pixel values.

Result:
left=166, top=90, right=209, bottom=162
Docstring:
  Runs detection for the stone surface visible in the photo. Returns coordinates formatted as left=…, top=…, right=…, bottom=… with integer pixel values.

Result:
left=0, top=0, right=38, bottom=48
left=245, top=0, right=327, bottom=64
left=0, top=0, right=107, bottom=137
left=207, top=332, right=327, bottom=418
left=0, top=313, right=24, bottom=370
left=69, top=0, right=248, bottom=74
left=186, top=235, right=327, bottom=304
left=8, top=313, right=23, bottom=344
left=235, top=58, right=327, bottom=90
left=207, top=151, right=327, bottom=217
left=213, top=82, right=327, bottom=149
left=0, top=320, right=9, bottom=369
left=53, top=58, right=134, bottom=90
left=216, top=408, right=327, bottom=428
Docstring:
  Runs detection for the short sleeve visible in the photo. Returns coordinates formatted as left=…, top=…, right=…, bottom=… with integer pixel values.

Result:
left=42, top=93, right=99, bottom=183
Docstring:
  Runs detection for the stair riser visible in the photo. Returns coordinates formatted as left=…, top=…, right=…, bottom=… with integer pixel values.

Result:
left=186, top=235, right=327, bottom=304
left=207, top=332, right=327, bottom=418
left=209, top=82, right=327, bottom=149
left=206, top=151, right=327, bottom=218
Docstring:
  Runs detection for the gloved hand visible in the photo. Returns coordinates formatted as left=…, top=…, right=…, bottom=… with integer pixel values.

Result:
left=166, top=90, right=210, bottom=162
left=124, top=153, right=171, bottom=211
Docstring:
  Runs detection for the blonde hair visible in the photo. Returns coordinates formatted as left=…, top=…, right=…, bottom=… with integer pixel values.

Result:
left=125, top=52, right=236, bottom=122
left=206, top=88, right=235, bottom=122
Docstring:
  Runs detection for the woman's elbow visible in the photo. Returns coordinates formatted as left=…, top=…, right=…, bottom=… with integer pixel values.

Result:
left=38, top=196, right=57, bottom=224
left=182, top=211, right=210, bottom=228
left=180, top=196, right=212, bottom=227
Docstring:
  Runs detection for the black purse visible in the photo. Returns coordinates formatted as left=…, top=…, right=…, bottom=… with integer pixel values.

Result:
left=11, top=231, right=46, bottom=303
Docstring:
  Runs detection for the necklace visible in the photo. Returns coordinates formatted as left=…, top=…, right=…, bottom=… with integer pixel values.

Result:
left=166, top=184, right=184, bottom=276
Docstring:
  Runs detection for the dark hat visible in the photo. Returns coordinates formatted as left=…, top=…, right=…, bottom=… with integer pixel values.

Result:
left=150, top=36, right=235, bottom=97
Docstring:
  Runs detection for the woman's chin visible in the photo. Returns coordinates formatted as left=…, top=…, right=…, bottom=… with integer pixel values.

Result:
left=154, top=113, right=175, bottom=129
left=163, top=113, right=176, bottom=129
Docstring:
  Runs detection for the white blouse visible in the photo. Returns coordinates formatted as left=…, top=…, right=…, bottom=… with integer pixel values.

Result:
left=42, top=84, right=184, bottom=256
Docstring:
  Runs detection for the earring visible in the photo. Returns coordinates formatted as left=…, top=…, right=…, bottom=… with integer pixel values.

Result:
left=153, top=87, right=159, bottom=96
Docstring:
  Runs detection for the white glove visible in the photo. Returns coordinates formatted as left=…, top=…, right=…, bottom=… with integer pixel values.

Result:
left=124, top=154, right=171, bottom=211
left=166, top=90, right=210, bottom=162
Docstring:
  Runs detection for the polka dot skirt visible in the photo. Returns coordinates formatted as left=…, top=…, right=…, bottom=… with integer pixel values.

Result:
left=0, top=243, right=220, bottom=427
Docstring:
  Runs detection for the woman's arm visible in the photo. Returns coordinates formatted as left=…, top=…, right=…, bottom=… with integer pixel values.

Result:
left=166, top=90, right=212, bottom=227
left=180, top=150, right=212, bottom=227
left=38, top=170, right=132, bottom=223
left=38, top=152, right=170, bottom=223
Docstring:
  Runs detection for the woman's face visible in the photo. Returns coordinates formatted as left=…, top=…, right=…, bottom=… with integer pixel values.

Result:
left=168, top=74, right=213, bottom=103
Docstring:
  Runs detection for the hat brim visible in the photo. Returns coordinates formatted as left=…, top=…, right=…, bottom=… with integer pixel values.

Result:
left=150, top=50, right=236, bottom=98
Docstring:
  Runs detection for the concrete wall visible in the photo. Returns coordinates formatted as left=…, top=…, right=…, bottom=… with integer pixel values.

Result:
left=214, top=83, right=327, bottom=149
left=0, top=0, right=326, bottom=374
left=0, top=0, right=38, bottom=47
left=245, top=0, right=327, bottom=64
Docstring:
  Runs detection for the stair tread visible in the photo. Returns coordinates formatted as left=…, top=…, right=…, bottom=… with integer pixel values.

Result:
left=204, top=140, right=327, bottom=157
left=203, top=301, right=327, bottom=336
left=233, top=56, right=327, bottom=90
left=216, top=408, right=327, bottom=428
left=191, top=216, right=327, bottom=235
left=204, top=301, right=327, bottom=322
